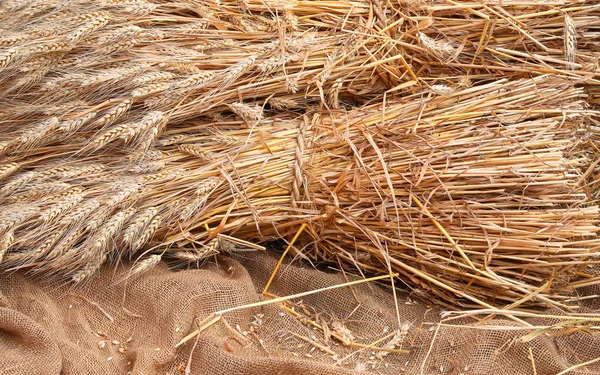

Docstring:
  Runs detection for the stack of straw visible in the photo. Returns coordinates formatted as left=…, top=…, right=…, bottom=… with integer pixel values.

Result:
left=1, top=0, right=599, bottom=309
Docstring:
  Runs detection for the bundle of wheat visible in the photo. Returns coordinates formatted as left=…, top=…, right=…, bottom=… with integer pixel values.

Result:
left=2, top=73, right=599, bottom=309
left=1, top=0, right=599, bottom=309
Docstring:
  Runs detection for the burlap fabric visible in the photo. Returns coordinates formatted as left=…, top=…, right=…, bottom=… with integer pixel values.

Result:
left=0, top=252, right=598, bottom=375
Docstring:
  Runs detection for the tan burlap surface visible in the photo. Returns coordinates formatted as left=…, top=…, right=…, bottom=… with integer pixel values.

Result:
left=0, top=252, right=598, bottom=375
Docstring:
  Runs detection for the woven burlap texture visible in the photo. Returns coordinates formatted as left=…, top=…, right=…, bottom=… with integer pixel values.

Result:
left=0, top=252, right=598, bottom=375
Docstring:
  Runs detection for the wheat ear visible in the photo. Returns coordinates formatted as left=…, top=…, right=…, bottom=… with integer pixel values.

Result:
left=564, top=13, right=577, bottom=70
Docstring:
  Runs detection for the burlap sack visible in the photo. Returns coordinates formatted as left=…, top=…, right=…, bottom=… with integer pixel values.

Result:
left=0, top=252, right=598, bottom=375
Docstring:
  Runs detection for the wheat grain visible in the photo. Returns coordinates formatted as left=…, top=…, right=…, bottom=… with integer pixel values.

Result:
left=89, top=123, right=134, bottom=150
left=96, top=99, right=132, bottom=127
left=376, top=322, right=411, bottom=359
left=0, top=206, right=39, bottom=235
left=0, top=30, right=51, bottom=47
left=0, top=172, right=38, bottom=196
left=13, top=117, right=60, bottom=152
left=136, top=124, right=163, bottom=152
left=142, top=93, right=184, bottom=110
left=96, top=25, right=143, bottom=46
left=121, top=3, right=158, bottom=17
left=131, top=214, right=162, bottom=251
left=207, top=130, right=239, bottom=146
left=127, top=253, right=161, bottom=278
left=171, top=71, right=215, bottom=89
left=419, top=32, right=455, bottom=61
left=258, top=55, right=291, bottom=74
left=40, top=194, right=84, bottom=222
left=43, top=9, right=76, bottom=22
left=71, top=260, right=102, bottom=283
left=0, top=230, right=14, bottom=263
left=268, top=97, right=298, bottom=110
left=27, top=42, right=72, bottom=54
left=430, top=84, right=455, bottom=96
left=285, top=33, right=316, bottom=53
left=129, top=160, right=165, bottom=174
left=327, top=78, right=343, bottom=109
left=564, top=13, right=577, bottom=70
left=155, top=134, right=192, bottom=147
left=229, top=102, right=263, bottom=124
left=6, top=182, right=72, bottom=203
left=283, top=10, right=298, bottom=31
left=81, top=64, right=150, bottom=87
left=121, top=206, right=159, bottom=249
left=60, top=198, right=102, bottom=227
left=331, top=321, right=355, bottom=345
left=223, top=54, right=256, bottom=85
left=88, top=207, right=135, bottom=255
left=132, top=82, right=170, bottom=98
left=67, top=12, right=110, bottom=45
left=285, top=76, right=299, bottom=93
left=0, top=166, right=88, bottom=195
left=42, top=100, right=89, bottom=115
left=51, top=164, right=106, bottom=180
left=319, top=51, right=340, bottom=83
left=45, top=228, right=83, bottom=260
left=158, top=62, right=201, bottom=73
left=103, top=38, right=138, bottom=54
left=178, top=177, right=221, bottom=222
left=81, top=204, right=115, bottom=235
left=31, top=231, right=63, bottom=259
left=66, top=11, right=110, bottom=24
left=139, top=29, right=165, bottom=41
left=41, top=73, right=87, bottom=91
left=178, top=144, right=216, bottom=162
left=120, top=111, right=168, bottom=144
left=0, top=163, right=19, bottom=182
left=59, top=111, right=98, bottom=132
left=195, top=177, right=221, bottom=196
left=41, top=186, right=85, bottom=204
left=172, top=248, right=216, bottom=262
left=104, top=183, right=142, bottom=208
left=0, top=34, right=27, bottom=48
left=0, top=47, right=18, bottom=70
left=132, top=71, right=178, bottom=86
left=140, top=168, right=185, bottom=183
left=172, top=20, right=210, bottom=33
left=138, top=149, right=164, bottom=160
